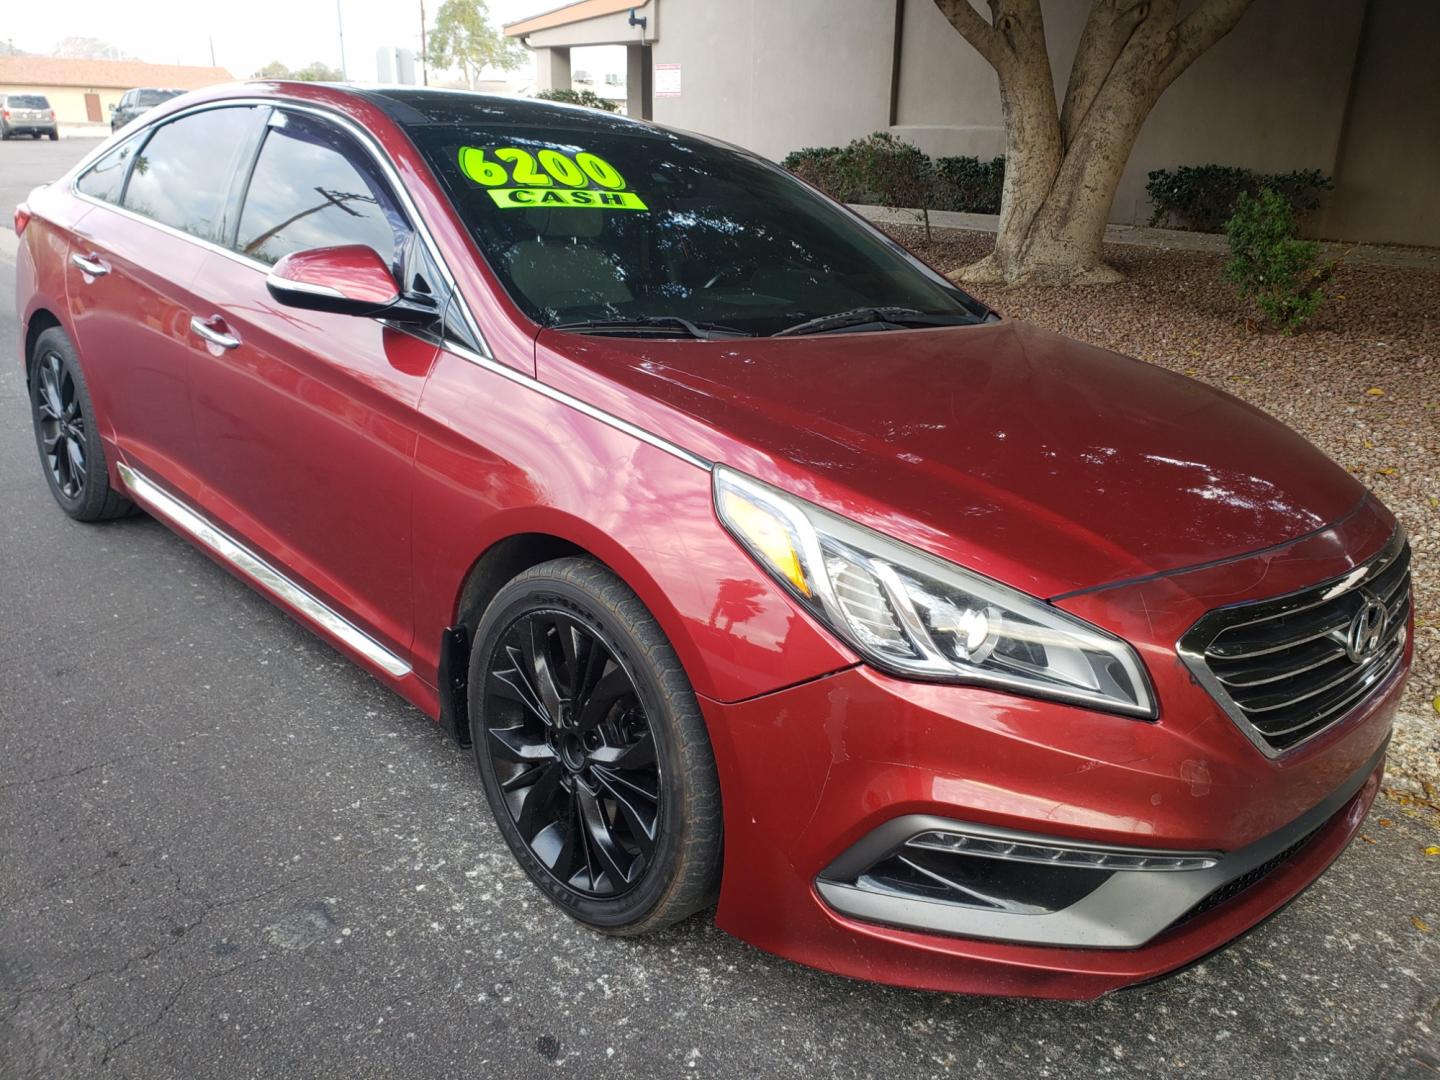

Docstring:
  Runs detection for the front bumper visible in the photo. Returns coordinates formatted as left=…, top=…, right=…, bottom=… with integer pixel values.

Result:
left=701, top=499, right=1409, bottom=999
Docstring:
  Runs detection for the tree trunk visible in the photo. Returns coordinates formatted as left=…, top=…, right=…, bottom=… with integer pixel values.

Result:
left=933, top=0, right=1256, bottom=286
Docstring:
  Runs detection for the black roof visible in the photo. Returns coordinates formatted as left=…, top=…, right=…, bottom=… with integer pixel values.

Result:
left=351, top=86, right=653, bottom=136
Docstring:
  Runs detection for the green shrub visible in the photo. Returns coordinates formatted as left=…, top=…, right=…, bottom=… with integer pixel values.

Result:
left=932, top=155, right=1005, bottom=214
left=782, top=137, right=1004, bottom=222
left=1224, top=188, right=1337, bottom=333
left=535, top=88, right=619, bottom=112
left=781, top=146, right=860, bottom=202
left=1147, top=165, right=1331, bottom=232
left=839, top=132, right=935, bottom=238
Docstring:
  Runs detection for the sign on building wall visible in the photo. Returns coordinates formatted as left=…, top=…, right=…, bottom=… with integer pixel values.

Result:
left=655, top=63, right=681, bottom=98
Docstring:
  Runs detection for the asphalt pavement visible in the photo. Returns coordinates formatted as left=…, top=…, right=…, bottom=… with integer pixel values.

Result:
left=2, top=136, right=1438, bottom=1080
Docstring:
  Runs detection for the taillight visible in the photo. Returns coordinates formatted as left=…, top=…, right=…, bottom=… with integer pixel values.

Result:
left=14, top=203, right=32, bottom=237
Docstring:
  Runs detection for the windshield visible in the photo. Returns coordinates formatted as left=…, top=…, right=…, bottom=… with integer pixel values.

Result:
left=137, top=89, right=182, bottom=106
left=9, top=95, right=49, bottom=108
left=405, top=119, right=985, bottom=337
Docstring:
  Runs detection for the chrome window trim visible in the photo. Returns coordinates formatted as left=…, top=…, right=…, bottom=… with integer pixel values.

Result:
left=67, top=93, right=712, bottom=473
left=116, top=463, right=412, bottom=679
left=1176, top=526, right=1408, bottom=760
left=67, top=95, right=490, bottom=356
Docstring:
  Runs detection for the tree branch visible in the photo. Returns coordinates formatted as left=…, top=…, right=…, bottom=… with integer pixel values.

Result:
left=931, top=0, right=1006, bottom=69
left=1157, top=0, right=1256, bottom=90
left=1060, top=0, right=1153, bottom=146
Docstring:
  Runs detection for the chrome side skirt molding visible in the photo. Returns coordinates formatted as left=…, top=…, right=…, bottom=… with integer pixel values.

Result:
left=116, top=463, right=412, bottom=678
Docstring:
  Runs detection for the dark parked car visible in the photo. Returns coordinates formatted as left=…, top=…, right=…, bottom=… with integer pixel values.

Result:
left=13, top=83, right=1412, bottom=999
left=1, top=94, right=57, bottom=139
left=110, top=87, right=183, bottom=131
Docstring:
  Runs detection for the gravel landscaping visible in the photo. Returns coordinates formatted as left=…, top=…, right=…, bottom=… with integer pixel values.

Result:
left=885, top=224, right=1439, bottom=803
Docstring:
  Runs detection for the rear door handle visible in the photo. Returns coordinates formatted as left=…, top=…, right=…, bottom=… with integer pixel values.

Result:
left=190, top=316, right=241, bottom=350
left=69, top=252, right=110, bottom=278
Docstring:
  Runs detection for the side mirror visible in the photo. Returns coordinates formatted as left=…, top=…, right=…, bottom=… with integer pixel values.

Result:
left=265, top=244, right=438, bottom=323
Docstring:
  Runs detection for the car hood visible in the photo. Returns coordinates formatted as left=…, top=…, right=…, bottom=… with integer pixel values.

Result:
left=535, top=319, right=1366, bottom=598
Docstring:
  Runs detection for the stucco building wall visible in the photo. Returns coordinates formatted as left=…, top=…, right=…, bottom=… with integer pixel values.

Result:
left=635, top=0, right=1438, bottom=247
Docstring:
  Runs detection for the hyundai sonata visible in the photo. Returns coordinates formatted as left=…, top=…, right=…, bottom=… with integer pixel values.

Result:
left=13, top=83, right=1411, bottom=998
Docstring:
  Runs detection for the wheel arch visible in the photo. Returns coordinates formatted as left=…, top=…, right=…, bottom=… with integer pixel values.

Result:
left=22, top=307, right=63, bottom=383
left=438, top=522, right=710, bottom=747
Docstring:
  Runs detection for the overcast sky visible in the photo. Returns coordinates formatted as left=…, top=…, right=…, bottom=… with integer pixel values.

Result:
left=4, top=0, right=549, bottom=82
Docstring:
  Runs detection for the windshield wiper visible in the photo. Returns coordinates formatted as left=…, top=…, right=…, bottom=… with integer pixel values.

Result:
left=549, top=315, right=750, bottom=341
left=772, top=306, right=977, bottom=337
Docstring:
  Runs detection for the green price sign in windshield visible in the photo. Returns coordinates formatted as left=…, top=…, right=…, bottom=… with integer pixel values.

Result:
left=458, top=146, right=649, bottom=211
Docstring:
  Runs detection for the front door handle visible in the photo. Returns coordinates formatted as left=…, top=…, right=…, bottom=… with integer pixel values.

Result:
left=190, top=316, right=241, bottom=350
left=69, top=252, right=110, bottom=278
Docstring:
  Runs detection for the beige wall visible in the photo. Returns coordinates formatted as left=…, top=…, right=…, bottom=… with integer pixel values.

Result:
left=650, top=0, right=893, bottom=160
left=0, top=84, right=124, bottom=125
left=643, top=0, right=1439, bottom=248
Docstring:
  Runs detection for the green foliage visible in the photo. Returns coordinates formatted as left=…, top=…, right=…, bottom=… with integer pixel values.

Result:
left=1224, top=188, right=1337, bottom=333
left=535, top=88, right=620, bottom=112
left=1147, top=165, right=1332, bottom=233
left=427, top=0, right=526, bottom=87
left=254, top=60, right=344, bottom=82
left=932, top=155, right=1005, bottom=215
left=780, top=146, right=861, bottom=202
left=782, top=137, right=1004, bottom=220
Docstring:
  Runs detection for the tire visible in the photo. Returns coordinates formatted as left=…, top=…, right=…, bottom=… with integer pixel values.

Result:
left=468, top=557, right=722, bottom=935
left=48, top=131, right=59, bottom=141
left=28, top=327, right=135, bottom=522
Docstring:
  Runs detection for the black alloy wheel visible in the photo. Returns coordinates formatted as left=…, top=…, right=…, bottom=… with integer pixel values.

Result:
left=483, top=607, right=661, bottom=898
left=34, top=350, right=88, bottom=501
left=469, top=558, right=722, bottom=933
left=28, top=326, right=134, bottom=522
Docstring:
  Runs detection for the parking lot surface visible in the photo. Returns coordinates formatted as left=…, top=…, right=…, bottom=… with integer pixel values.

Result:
left=2, top=136, right=1438, bottom=1080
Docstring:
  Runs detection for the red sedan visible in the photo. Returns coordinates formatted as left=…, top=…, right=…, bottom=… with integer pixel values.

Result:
left=13, top=82, right=1411, bottom=999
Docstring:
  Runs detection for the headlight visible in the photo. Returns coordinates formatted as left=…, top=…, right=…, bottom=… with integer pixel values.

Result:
left=714, top=467, right=1155, bottom=718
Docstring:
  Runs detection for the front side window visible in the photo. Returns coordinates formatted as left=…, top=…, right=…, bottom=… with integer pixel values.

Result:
left=123, top=107, right=259, bottom=241
left=235, top=113, right=409, bottom=268
left=76, top=139, right=138, bottom=203
left=405, top=116, right=985, bottom=336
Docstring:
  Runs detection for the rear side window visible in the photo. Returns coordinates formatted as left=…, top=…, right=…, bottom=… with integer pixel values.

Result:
left=123, top=107, right=258, bottom=242
left=75, top=140, right=138, bottom=203
left=235, top=113, right=409, bottom=268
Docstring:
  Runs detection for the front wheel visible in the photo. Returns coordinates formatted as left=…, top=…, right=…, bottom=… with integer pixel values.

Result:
left=468, top=558, right=722, bottom=934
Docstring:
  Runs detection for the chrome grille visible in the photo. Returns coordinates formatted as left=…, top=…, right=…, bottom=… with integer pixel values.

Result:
left=1179, top=529, right=1410, bottom=756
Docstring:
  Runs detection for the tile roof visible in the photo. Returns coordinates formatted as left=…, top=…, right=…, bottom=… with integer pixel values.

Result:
left=0, top=55, right=233, bottom=91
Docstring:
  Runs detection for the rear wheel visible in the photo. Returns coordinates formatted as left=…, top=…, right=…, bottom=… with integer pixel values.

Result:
left=28, top=327, right=135, bottom=521
left=468, top=558, right=722, bottom=934
left=48, top=130, right=58, bottom=141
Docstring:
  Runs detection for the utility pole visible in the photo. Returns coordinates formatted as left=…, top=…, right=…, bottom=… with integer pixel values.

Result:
left=419, top=0, right=429, bottom=86
left=337, top=0, right=348, bottom=80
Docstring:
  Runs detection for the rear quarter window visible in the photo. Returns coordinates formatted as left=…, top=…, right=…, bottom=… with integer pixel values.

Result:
left=75, top=140, right=139, bottom=204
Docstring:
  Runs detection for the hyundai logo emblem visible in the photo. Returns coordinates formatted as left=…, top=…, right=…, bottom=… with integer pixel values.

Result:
left=1344, top=594, right=1389, bottom=664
